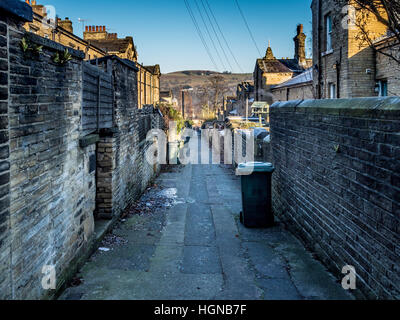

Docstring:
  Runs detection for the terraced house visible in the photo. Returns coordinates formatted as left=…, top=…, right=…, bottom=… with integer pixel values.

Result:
left=254, top=24, right=313, bottom=104
left=312, top=0, right=400, bottom=98
left=24, top=0, right=161, bottom=108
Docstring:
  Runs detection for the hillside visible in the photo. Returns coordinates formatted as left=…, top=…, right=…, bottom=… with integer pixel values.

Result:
left=161, top=70, right=252, bottom=92
left=160, top=70, right=253, bottom=117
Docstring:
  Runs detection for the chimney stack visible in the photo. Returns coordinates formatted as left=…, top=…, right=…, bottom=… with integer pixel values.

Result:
left=59, top=17, right=73, bottom=34
left=293, top=23, right=306, bottom=67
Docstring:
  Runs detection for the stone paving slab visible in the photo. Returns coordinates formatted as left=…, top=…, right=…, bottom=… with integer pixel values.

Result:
left=60, top=140, right=354, bottom=300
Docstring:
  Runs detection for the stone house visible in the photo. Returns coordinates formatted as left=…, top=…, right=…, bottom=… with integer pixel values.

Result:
left=23, top=0, right=106, bottom=60
left=271, top=68, right=314, bottom=101
left=311, top=0, right=399, bottom=98
left=23, top=0, right=161, bottom=109
left=230, top=81, right=254, bottom=117
left=83, top=25, right=161, bottom=108
left=254, top=24, right=312, bottom=104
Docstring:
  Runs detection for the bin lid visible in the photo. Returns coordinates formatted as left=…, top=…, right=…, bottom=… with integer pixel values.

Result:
left=236, top=162, right=275, bottom=175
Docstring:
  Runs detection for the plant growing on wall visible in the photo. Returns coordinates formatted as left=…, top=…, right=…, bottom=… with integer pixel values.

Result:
left=52, top=49, right=73, bottom=65
left=20, top=37, right=43, bottom=59
left=157, top=102, right=185, bottom=133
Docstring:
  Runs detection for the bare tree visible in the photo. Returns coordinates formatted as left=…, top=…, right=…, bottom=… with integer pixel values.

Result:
left=343, top=0, right=400, bottom=64
left=207, top=75, right=230, bottom=113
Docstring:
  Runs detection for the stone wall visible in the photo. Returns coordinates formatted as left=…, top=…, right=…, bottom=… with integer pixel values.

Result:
left=272, top=83, right=314, bottom=102
left=0, top=8, right=12, bottom=300
left=95, top=57, right=163, bottom=220
left=0, top=2, right=163, bottom=299
left=1, top=10, right=98, bottom=299
left=375, top=41, right=400, bottom=97
left=269, top=98, right=400, bottom=299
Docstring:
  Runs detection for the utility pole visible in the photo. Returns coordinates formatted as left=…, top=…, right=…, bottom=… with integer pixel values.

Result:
left=223, top=96, right=227, bottom=120
left=245, top=96, right=249, bottom=123
left=182, top=90, right=185, bottom=119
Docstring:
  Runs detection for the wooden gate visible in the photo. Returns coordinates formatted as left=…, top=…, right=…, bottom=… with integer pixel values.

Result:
left=82, top=62, right=113, bottom=136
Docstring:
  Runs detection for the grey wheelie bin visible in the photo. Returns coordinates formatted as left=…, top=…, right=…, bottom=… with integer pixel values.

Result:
left=236, top=162, right=275, bottom=228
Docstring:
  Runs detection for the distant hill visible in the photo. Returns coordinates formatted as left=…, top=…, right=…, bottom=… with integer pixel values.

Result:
left=161, top=70, right=253, bottom=92
left=160, top=70, right=253, bottom=116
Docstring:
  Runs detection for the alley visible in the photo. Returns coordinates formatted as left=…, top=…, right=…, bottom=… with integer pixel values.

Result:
left=60, top=137, right=352, bottom=300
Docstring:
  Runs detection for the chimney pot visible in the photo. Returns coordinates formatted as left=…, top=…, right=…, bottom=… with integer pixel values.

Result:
left=85, top=26, right=88, bottom=32
left=96, top=26, right=99, bottom=32
left=297, top=24, right=304, bottom=34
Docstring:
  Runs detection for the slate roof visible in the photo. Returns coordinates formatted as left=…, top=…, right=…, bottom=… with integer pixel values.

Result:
left=89, top=37, right=132, bottom=54
left=256, top=45, right=312, bottom=74
left=256, top=58, right=292, bottom=73
left=144, top=65, right=161, bottom=75
left=272, top=68, right=313, bottom=89
left=279, top=58, right=312, bottom=73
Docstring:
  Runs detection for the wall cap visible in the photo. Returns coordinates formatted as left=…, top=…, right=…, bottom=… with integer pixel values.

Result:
left=271, top=97, right=400, bottom=115
left=90, top=55, right=139, bottom=72
left=0, top=0, right=32, bottom=22
left=25, top=32, right=85, bottom=60
left=79, top=134, right=100, bottom=148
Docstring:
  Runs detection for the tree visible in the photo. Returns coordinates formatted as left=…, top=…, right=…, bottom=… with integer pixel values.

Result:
left=344, top=0, right=400, bottom=64
left=207, top=75, right=230, bottom=113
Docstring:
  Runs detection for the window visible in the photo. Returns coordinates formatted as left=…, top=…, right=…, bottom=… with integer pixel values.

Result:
left=378, top=80, right=388, bottom=97
left=329, top=83, right=336, bottom=99
left=326, top=14, right=333, bottom=51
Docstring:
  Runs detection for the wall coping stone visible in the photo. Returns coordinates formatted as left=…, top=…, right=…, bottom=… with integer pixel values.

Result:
left=25, top=32, right=86, bottom=59
left=79, top=134, right=100, bottom=148
left=91, top=55, right=139, bottom=72
left=271, top=97, right=400, bottom=116
left=0, top=0, right=32, bottom=22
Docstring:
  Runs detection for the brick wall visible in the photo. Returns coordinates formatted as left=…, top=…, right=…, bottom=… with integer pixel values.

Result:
left=96, top=57, right=162, bottom=219
left=269, top=97, right=400, bottom=299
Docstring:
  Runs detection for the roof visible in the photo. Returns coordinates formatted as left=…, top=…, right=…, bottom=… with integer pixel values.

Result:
left=144, top=65, right=161, bottom=75
left=279, top=58, right=312, bottom=73
left=256, top=46, right=293, bottom=74
left=272, top=68, right=313, bottom=89
left=256, top=45, right=312, bottom=74
left=256, top=58, right=293, bottom=73
left=252, top=101, right=269, bottom=109
left=238, top=81, right=254, bottom=92
left=89, top=37, right=133, bottom=54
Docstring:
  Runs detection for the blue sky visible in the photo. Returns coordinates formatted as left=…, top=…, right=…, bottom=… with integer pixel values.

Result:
left=39, top=0, right=312, bottom=73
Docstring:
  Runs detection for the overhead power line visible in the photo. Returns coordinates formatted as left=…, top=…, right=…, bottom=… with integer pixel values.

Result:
left=184, top=0, right=220, bottom=72
left=193, top=0, right=227, bottom=71
left=204, top=0, right=244, bottom=73
left=234, top=0, right=262, bottom=57
left=200, top=0, right=234, bottom=72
